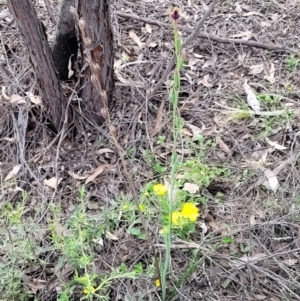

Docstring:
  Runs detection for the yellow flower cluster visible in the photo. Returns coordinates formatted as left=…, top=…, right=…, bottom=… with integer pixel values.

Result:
left=172, top=202, right=199, bottom=227
left=83, top=285, right=96, bottom=295
left=153, top=183, right=168, bottom=196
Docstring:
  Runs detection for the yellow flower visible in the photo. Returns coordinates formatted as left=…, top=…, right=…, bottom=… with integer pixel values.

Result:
left=181, top=203, right=199, bottom=222
left=83, top=285, right=95, bottom=295
left=122, top=204, right=129, bottom=211
left=139, top=204, right=146, bottom=212
left=155, top=279, right=161, bottom=287
left=171, top=211, right=184, bottom=226
left=153, top=184, right=168, bottom=196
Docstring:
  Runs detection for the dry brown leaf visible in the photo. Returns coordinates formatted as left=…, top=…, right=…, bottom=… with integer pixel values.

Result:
left=147, top=41, right=157, bottom=48
left=43, top=177, right=62, bottom=189
left=263, top=169, right=278, bottom=192
left=4, top=165, right=21, bottom=181
left=243, top=80, right=260, bottom=113
left=186, top=123, right=202, bottom=141
left=145, top=23, right=152, bottom=33
left=264, top=63, right=275, bottom=84
left=96, top=148, right=115, bottom=155
left=201, top=74, right=213, bottom=87
left=68, top=171, right=88, bottom=180
left=27, top=92, right=42, bottom=105
left=232, top=253, right=267, bottom=268
left=85, top=164, right=109, bottom=184
left=283, top=259, right=298, bottom=266
left=243, top=11, right=264, bottom=17
left=105, top=230, right=119, bottom=241
left=1, top=86, right=10, bottom=101
left=250, top=64, right=264, bottom=75
left=216, top=136, right=231, bottom=154
left=265, top=136, right=287, bottom=150
left=129, top=30, right=143, bottom=47
left=182, top=182, right=199, bottom=194
left=10, top=94, right=25, bottom=104
left=21, top=274, right=45, bottom=294
left=181, top=128, right=193, bottom=137
left=151, top=99, right=164, bottom=137
left=188, top=57, right=200, bottom=68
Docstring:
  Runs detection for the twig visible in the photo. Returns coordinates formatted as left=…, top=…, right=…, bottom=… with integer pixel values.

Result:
left=147, top=0, right=219, bottom=99
left=117, top=1, right=295, bottom=100
left=117, top=11, right=295, bottom=53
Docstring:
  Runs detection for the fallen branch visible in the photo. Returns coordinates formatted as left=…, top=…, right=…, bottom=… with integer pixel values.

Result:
left=117, top=11, right=293, bottom=53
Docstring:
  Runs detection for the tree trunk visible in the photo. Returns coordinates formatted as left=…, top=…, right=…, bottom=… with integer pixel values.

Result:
left=52, top=0, right=78, bottom=81
left=77, top=0, right=114, bottom=125
left=7, top=0, right=66, bottom=132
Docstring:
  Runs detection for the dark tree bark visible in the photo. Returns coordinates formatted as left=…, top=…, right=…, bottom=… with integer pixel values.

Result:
left=52, top=0, right=78, bottom=80
left=7, top=0, right=66, bottom=132
left=77, top=0, right=114, bottom=125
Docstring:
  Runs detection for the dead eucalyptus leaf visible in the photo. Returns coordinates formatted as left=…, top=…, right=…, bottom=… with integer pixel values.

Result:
left=68, top=171, right=88, bottom=180
left=10, top=94, right=25, bottom=104
left=129, top=30, right=143, bottom=47
left=265, top=137, right=287, bottom=150
left=27, top=92, right=42, bottom=105
left=201, top=74, right=213, bottom=87
left=151, top=99, right=164, bottom=137
left=216, top=136, right=231, bottom=154
left=43, top=177, right=62, bottom=189
left=4, top=165, right=21, bottom=181
left=85, top=164, right=109, bottom=184
left=1, top=86, right=10, bottom=101
left=186, top=123, right=202, bottom=141
left=250, top=64, right=264, bottom=75
left=263, top=169, right=278, bottom=192
left=145, top=23, right=152, bottom=33
left=243, top=11, right=264, bottom=17
left=243, top=80, right=260, bottom=113
left=182, top=182, right=199, bottom=194
left=264, top=63, right=275, bottom=84
left=96, top=148, right=115, bottom=155
left=105, top=230, right=119, bottom=241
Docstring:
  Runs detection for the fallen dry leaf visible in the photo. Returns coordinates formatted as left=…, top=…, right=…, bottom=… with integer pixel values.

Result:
left=250, top=64, right=264, bottom=75
left=263, top=169, right=278, bottom=192
left=43, top=177, right=62, bottom=189
left=96, top=148, right=115, bottom=155
left=181, top=128, right=193, bottom=137
left=201, top=74, right=213, bottom=87
left=216, top=136, right=231, bottom=154
left=26, top=91, right=42, bottom=106
left=85, top=164, right=109, bottom=184
left=10, top=94, right=25, bottom=104
left=151, top=99, right=164, bottom=137
left=145, top=23, right=152, bottom=33
left=265, top=136, right=287, bottom=150
left=68, top=171, right=88, bottom=180
left=264, top=63, right=275, bottom=84
left=182, top=182, right=199, bottom=194
left=129, top=30, right=143, bottom=47
left=186, top=123, right=202, bottom=141
left=243, top=80, right=260, bottom=113
left=4, top=165, right=21, bottom=181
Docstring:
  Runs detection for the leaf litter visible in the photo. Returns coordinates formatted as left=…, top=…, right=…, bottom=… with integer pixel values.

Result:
left=1, top=0, right=300, bottom=300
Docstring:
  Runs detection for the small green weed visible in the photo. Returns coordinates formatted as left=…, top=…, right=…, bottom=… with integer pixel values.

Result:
left=285, top=55, right=300, bottom=71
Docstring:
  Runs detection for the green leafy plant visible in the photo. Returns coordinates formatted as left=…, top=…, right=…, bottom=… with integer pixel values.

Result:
left=285, top=55, right=300, bottom=71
